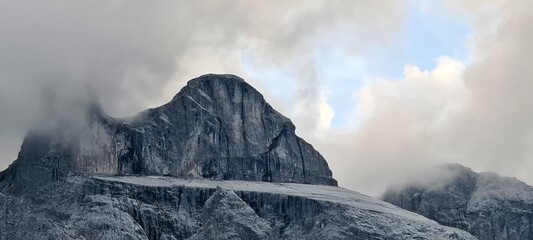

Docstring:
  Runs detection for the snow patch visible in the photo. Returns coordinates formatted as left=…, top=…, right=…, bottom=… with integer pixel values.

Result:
left=186, top=95, right=212, bottom=114
left=197, top=89, right=212, bottom=101
left=95, top=176, right=432, bottom=222
left=159, top=113, right=172, bottom=125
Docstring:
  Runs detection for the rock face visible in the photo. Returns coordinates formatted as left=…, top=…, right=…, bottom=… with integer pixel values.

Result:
left=0, top=175, right=476, bottom=240
left=382, top=164, right=533, bottom=240
left=187, top=187, right=272, bottom=240
left=0, top=74, right=336, bottom=194
left=0, top=73, right=480, bottom=239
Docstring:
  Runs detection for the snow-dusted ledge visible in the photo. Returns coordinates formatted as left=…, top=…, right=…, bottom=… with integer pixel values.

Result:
left=96, top=176, right=435, bottom=223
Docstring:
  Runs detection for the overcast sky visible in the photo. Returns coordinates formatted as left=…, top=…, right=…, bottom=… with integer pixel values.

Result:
left=0, top=0, right=531, bottom=196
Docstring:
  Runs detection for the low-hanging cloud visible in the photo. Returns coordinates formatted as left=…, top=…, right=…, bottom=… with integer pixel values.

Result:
left=5, top=0, right=531, bottom=198
left=444, top=0, right=533, bottom=184
left=0, top=0, right=407, bottom=170
left=312, top=0, right=533, bottom=196
left=314, top=57, right=467, bottom=195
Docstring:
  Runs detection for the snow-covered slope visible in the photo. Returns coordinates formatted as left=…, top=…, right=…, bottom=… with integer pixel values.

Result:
left=90, top=175, right=476, bottom=239
left=0, top=175, right=476, bottom=239
left=96, top=175, right=437, bottom=221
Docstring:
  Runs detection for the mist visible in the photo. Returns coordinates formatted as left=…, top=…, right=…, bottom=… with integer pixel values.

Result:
left=0, top=0, right=406, bottom=170
left=312, top=0, right=533, bottom=196
left=1, top=0, right=532, bottom=197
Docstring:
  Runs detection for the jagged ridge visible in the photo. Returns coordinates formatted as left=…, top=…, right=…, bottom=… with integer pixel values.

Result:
left=0, top=175, right=477, bottom=239
left=382, top=164, right=533, bottom=240
left=0, top=74, right=336, bottom=195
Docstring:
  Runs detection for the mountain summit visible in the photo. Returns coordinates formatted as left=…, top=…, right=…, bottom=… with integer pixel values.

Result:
left=0, top=74, right=477, bottom=239
left=0, top=74, right=336, bottom=194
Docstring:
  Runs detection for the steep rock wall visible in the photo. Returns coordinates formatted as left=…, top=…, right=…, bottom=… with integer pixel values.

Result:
left=0, top=74, right=336, bottom=194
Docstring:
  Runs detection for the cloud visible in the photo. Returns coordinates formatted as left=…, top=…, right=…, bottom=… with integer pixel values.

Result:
left=317, top=94, right=336, bottom=131
left=0, top=0, right=407, bottom=170
left=442, top=0, right=533, bottom=182
left=312, top=0, right=533, bottom=196
left=313, top=56, right=466, bottom=195
left=10, top=0, right=533, bottom=200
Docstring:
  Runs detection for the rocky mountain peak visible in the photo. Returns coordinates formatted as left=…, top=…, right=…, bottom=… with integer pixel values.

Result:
left=189, top=187, right=272, bottom=240
left=174, top=74, right=251, bottom=101
left=383, top=163, right=533, bottom=240
left=0, top=75, right=484, bottom=240
left=0, top=74, right=337, bottom=194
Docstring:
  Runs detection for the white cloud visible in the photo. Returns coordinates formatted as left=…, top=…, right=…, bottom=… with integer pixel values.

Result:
left=316, top=0, right=533, bottom=196
left=313, top=56, right=466, bottom=196
left=4, top=0, right=532, bottom=200
left=354, top=56, right=465, bottom=130
left=0, top=0, right=408, bottom=168
left=317, top=92, right=336, bottom=132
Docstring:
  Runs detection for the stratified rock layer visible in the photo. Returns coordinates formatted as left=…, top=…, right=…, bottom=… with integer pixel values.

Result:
left=188, top=187, right=272, bottom=240
left=0, top=176, right=476, bottom=240
left=0, top=74, right=336, bottom=194
left=382, top=164, right=533, bottom=240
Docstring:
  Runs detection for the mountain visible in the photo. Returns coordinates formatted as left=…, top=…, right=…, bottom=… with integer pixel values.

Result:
left=0, top=74, right=336, bottom=195
left=0, top=74, right=476, bottom=239
left=382, top=164, right=533, bottom=240
left=0, top=175, right=476, bottom=239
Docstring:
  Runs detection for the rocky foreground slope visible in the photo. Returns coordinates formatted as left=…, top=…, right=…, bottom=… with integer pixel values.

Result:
left=0, top=74, right=477, bottom=239
left=0, top=175, right=476, bottom=239
left=383, top=164, right=533, bottom=240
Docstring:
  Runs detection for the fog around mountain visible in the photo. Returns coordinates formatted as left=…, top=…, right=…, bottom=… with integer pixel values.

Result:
left=1, top=0, right=532, bottom=197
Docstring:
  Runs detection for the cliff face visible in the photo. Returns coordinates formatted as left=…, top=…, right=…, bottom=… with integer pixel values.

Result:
left=0, top=176, right=476, bottom=240
left=382, top=164, right=533, bottom=240
left=130, top=74, right=334, bottom=185
left=0, top=74, right=480, bottom=239
left=0, top=74, right=336, bottom=194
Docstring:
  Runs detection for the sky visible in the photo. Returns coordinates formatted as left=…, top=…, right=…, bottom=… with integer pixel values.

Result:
left=0, top=0, right=532, bottom=196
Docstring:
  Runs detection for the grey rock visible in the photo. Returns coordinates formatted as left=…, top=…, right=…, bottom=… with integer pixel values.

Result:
left=0, top=73, right=478, bottom=239
left=0, top=74, right=336, bottom=195
left=188, top=187, right=272, bottom=240
left=383, top=164, right=533, bottom=240
left=0, top=176, right=476, bottom=240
